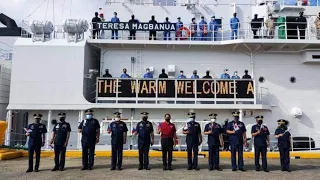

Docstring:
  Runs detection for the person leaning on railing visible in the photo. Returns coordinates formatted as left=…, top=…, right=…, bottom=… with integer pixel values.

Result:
left=251, top=14, right=262, bottom=39
left=296, top=11, right=307, bottom=39
left=230, top=13, right=240, bottom=40
left=163, top=17, right=171, bottom=41
left=175, top=17, right=183, bottom=40
left=265, top=14, right=275, bottom=39
left=92, top=12, right=102, bottom=39
left=314, top=12, right=320, bottom=40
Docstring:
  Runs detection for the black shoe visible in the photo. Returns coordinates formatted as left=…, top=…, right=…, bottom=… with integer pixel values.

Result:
left=286, top=169, right=291, bottom=172
left=88, top=167, right=93, bottom=170
left=194, top=167, right=200, bottom=171
left=187, top=167, right=192, bottom=170
left=255, top=168, right=260, bottom=172
left=163, top=167, right=167, bottom=171
left=52, top=167, right=59, bottom=171
left=239, top=168, right=246, bottom=172
left=209, top=167, right=213, bottom=171
left=26, top=169, right=33, bottom=173
left=110, top=167, right=116, bottom=171
left=263, top=169, right=269, bottom=172
left=168, top=167, right=173, bottom=171
left=281, top=169, right=284, bottom=171
left=216, top=167, right=222, bottom=171
left=59, top=168, right=64, bottom=171
left=138, top=167, right=143, bottom=170
left=117, top=167, right=123, bottom=171
left=232, top=168, right=237, bottom=171
left=81, top=167, right=88, bottom=170
left=144, top=167, right=150, bottom=170
left=34, top=169, right=39, bottom=172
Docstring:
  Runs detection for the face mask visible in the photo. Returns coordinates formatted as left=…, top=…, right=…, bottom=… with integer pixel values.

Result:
left=280, top=124, right=285, bottom=128
left=142, top=117, right=147, bottom=121
left=165, top=117, right=170, bottom=121
left=188, top=118, right=194, bottom=122
left=180, top=73, right=183, bottom=75
left=211, top=119, right=216, bottom=123
left=115, top=118, right=120, bottom=121
left=35, top=118, right=41, bottom=123
left=234, top=117, right=239, bottom=121
left=258, top=120, right=263, bottom=125
left=146, top=70, right=150, bottom=73
left=60, top=117, right=66, bottom=122
left=86, top=114, right=93, bottom=119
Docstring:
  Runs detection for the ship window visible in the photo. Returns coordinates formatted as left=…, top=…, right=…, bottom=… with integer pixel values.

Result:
left=258, top=77, right=265, bottom=83
left=290, top=77, right=296, bottom=83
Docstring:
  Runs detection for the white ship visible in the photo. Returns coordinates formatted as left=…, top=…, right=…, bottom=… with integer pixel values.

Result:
left=1, top=0, right=320, bottom=152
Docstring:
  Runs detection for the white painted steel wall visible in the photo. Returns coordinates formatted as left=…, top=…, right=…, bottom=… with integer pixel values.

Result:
left=8, top=38, right=92, bottom=110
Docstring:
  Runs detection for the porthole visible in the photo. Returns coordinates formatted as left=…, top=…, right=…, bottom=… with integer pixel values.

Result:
left=258, top=76, right=265, bottom=83
left=290, top=77, right=296, bottom=83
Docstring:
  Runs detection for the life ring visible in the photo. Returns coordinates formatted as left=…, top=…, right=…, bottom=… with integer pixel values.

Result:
left=176, top=26, right=191, bottom=40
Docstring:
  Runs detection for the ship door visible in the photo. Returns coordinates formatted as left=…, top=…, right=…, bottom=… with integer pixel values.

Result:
left=286, top=16, right=299, bottom=39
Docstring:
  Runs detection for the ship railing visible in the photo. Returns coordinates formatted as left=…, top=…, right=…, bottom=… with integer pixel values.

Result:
left=95, top=78, right=257, bottom=105
left=276, top=0, right=320, bottom=7
left=104, top=0, right=244, bottom=6
left=104, top=0, right=320, bottom=7
left=89, top=21, right=319, bottom=41
left=3, top=128, right=320, bottom=151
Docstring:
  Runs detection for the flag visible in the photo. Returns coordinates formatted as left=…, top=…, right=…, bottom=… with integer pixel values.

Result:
left=24, top=128, right=32, bottom=133
left=183, top=122, right=188, bottom=131
left=233, top=123, right=239, bottom=131
left=132, top=127, right=137, bottom=134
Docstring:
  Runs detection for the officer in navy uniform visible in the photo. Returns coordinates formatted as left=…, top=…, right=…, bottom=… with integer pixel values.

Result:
left=183, top=112, right=202, bottom=170
left=275, top=119, right=292, bottom=172
left=204, top=113, right=223, bottom=171
left=134, top=112, right=155, bottom=170
left=226, top=111, right=248, bottom=171
left=50, top=112, right=71, bottom=171
left=251, top=115, right=270, bottom=172
left=26, top=113, right=48, bottom=173
left=78, top=109, right=100, bottom=170
left=108, top=111, right=128, bottom=170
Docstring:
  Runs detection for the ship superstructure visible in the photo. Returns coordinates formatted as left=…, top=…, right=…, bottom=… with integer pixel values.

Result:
left=3, top=0, right=320, bottom=151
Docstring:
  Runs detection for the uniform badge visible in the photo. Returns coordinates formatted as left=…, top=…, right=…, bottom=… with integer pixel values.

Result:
left=139, top=123, right=143, bottom=127
left=91, top=120, right=95, bottom=124
left=146, top=124, right=150, bottom=127
left=63, top=124, right=67, bottom=128
left=113, top=124, right=116, bottom=127
left=31, top=125, right=34, bottom=129
left=120, top=124, right=123, bottom=127
left=39, top=125, right=43, bottom=129
left=56, top=124, right=60, bottom=129
left=195, top=124, right=199, bottom=127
